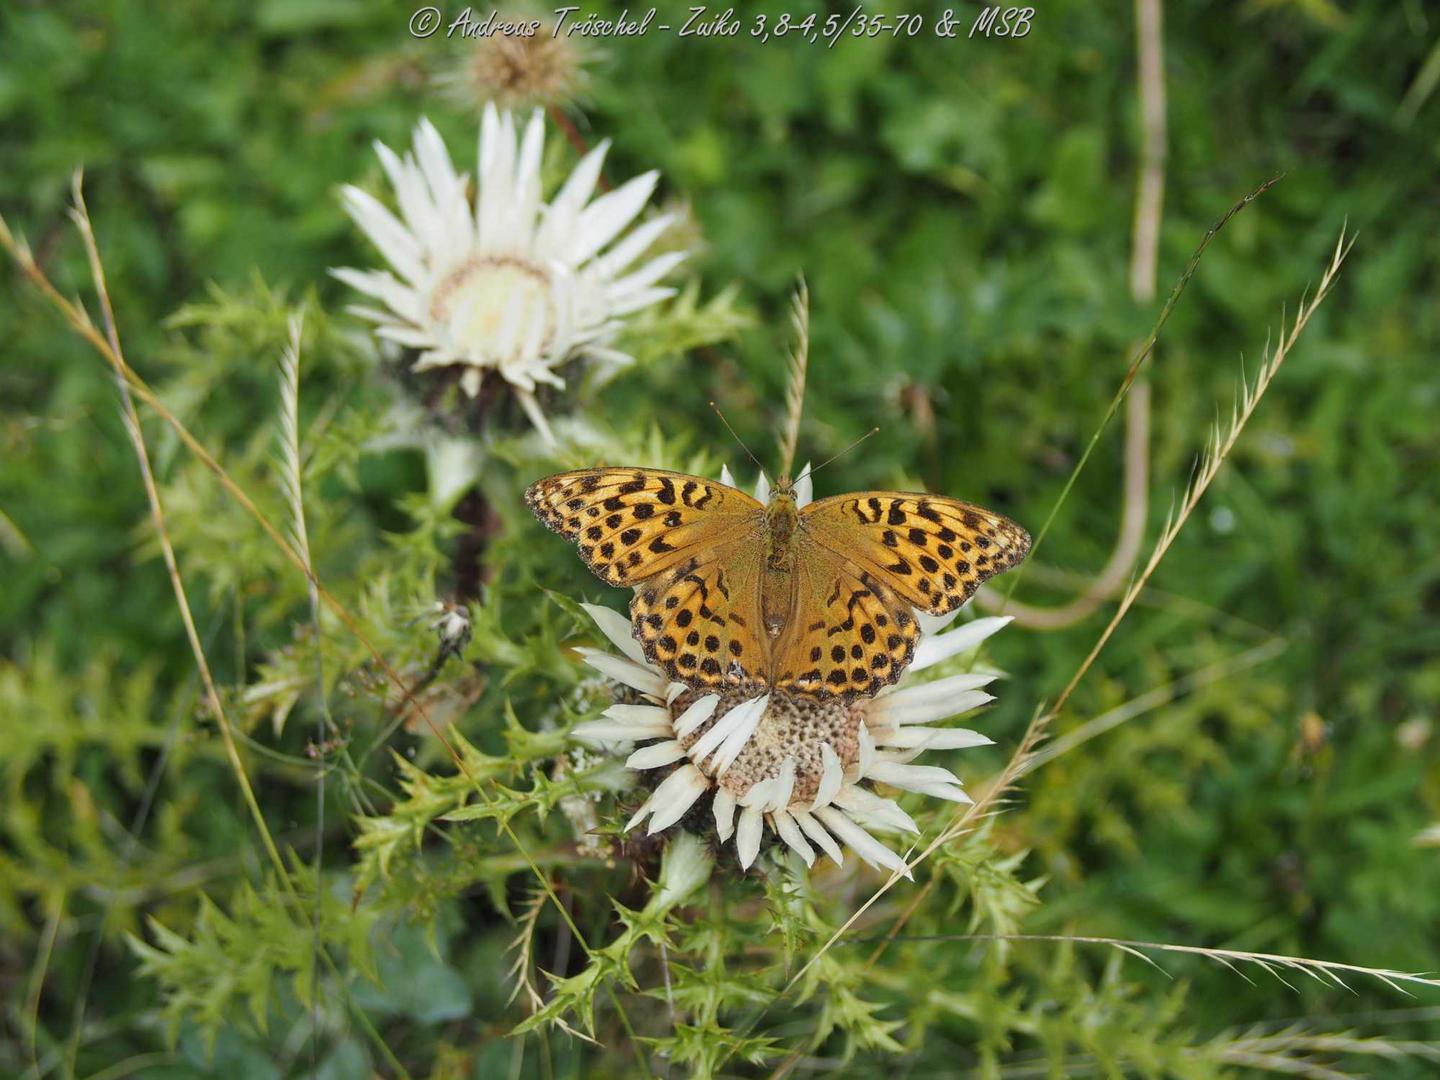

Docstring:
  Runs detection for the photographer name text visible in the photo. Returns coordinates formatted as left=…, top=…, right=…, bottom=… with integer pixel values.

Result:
left=409, top=6, right=1035, bottom=44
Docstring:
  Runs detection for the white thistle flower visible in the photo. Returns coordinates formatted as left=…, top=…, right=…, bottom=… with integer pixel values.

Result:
left=333, top=106, right=685, bottom=443
left=570, top=468, right=1011, bottom=878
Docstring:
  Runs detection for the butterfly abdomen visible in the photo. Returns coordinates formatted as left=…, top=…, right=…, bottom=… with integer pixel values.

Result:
left=757, top=493, right=800, bottom=640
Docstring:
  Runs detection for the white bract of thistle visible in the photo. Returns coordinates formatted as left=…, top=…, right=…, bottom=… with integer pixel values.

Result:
left=333, top=106, right=685, bottom=443
left=570, top=468, right=1012, bottom=878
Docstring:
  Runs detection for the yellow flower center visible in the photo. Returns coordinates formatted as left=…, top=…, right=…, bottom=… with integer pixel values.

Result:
left=429, top=255, right=555, bottom=364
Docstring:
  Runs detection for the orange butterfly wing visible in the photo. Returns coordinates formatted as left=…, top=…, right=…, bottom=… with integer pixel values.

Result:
left=630, top=547, right=771, bottom=690
left=799, top=492, right=1031, bottom=617
left=525, top=467, right=762, bottom=587
left=526, top=468, right=772, bottom=689
left=530, top=471, right=1029, bottom=699
left=770, top=545, right=920, bottom=699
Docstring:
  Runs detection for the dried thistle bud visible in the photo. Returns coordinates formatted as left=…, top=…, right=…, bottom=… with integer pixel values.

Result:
left=436, top=22, right=589, bottom=113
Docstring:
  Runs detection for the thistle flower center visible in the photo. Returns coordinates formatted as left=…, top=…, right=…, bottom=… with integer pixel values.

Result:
left=675, top=687, right=864, bottom=804
left=429, top=255, right=556, bottom=365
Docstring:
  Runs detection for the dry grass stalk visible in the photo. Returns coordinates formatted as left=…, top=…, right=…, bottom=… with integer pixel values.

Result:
left=964, top=934, right=1440, bottom=996
left=981, top=0, right=1165, bottom=631
left=1025, top=635, right=1287, bottom=771
left=1048, top=227, right=1352, bottom=717
left=1211, top=1025, right=1440, bottom=1078
left=862, top=227, right=1353, bottom=976
left=777, top=279, right=809, bottom=481
left=66, top=175, right=291, bottom=884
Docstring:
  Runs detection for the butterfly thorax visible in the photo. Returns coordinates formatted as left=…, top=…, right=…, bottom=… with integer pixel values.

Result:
left=763, top=488, right=799, bottom=571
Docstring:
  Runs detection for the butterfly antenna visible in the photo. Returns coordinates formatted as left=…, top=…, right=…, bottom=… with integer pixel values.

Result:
left=777, top=278, right=809, bottom=484
left=806, top=426, right=880, bottom=480
left=710, top=401, right=766, bottom=477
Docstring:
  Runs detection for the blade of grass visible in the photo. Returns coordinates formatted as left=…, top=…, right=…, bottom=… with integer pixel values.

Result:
left=67, top=178, right=289, bottom=886
left=998, top=174, right=1282, bottom=606
left=276, top=312, right=331, bottom=1074
left=22, top=891, right=63, bottom=1077
left=1023, top=635, right=1287, bottom=772
left=856, top=933, right=1440, bottom=996
left=1047, top=228, right=1351, bottom=717
left=66, top=179, right=413, bottom=1078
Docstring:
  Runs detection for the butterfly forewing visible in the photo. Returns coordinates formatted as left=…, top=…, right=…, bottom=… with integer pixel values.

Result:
left=800, top=493, right=1031, bottom=616
left=525, top=468, right=763, bottom=588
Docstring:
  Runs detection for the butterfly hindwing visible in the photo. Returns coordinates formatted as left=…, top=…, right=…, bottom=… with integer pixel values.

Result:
left=773, top=546, right=919, bottom=699
left=800, top=492, right=1031, bottom=616
left=525, top=468, right=763, bottom=588
left=632, top=549, right=769, bottom=689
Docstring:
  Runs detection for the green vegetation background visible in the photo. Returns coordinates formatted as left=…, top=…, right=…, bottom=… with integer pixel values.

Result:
left=2, top=0, right=1438, bottom=1076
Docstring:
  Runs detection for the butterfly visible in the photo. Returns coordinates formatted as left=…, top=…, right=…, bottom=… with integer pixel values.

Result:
left=525, top=466, right=1030, bottom=700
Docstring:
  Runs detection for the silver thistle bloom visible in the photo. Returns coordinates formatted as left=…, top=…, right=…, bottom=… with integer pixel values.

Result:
left=570, top=468, right=1011, bottom=877
left=333, top=106, right=685, bottom=443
